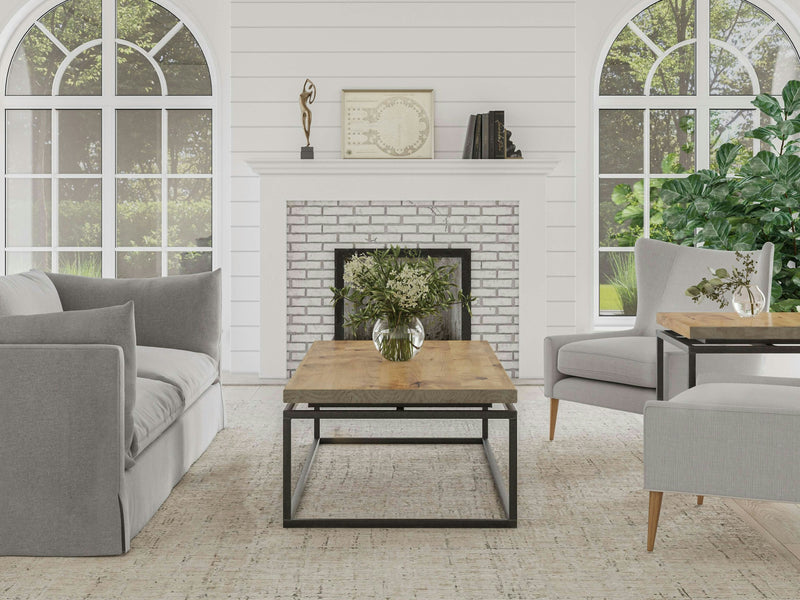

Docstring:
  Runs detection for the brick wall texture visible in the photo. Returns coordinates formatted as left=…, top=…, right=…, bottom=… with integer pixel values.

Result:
left=286, top=200, right=520, bottom=377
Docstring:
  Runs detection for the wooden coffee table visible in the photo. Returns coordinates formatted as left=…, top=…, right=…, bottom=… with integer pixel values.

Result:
left=282, top=340, right=517, bottom=528
left=656, top=312, right=800, bottom=400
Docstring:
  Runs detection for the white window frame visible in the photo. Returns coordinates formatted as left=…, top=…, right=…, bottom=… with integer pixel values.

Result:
left=0, top=0, right=220, bottom=278
left=593, top=0, right=800, bottom=326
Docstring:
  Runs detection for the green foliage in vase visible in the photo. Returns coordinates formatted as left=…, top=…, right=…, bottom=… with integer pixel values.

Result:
left=685, top=251, right=756, bottom=309
left=660, top=79, right=800, bottom=312
left=330, top=247, right=475, bottom=334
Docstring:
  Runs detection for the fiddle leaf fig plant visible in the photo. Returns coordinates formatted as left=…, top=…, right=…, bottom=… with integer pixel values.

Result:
left=660, top=79, right=800, bottom=312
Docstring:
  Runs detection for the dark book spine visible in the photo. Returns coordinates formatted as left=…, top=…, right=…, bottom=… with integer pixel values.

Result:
left=462, top=114, right=476, bottom=159
left=481, top=112, right=489, bottom=159
left=472, top=114, right=482, bottom=159
left=491, top=110, right=505, bottom=159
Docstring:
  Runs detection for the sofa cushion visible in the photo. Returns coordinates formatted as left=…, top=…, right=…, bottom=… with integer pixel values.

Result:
left=137, top=345, right=217, bottom=409
left=131, top=377, right=183, bottom=458
left=0, top=270, right=63, bottom=317
left=0, top=303, right=138, bottom=464
left=558, top=336, right=659, bottom=388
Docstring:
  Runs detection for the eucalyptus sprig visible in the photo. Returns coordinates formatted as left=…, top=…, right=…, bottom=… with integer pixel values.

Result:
left=330, top=246, right=474, bottom=334
left=685, top=251, right=757, bottom=309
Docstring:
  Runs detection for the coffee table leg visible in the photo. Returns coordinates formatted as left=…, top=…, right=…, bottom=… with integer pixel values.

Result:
left=657, top=336, right=664, bottom=401
left=283, top=410, right=292, bottom=522
left=314, top=406, right=320, bottom=440
left=482, top=406, right=488, bottom=440
left=688, top=348, right=696, bottom=390
left=509, top=408, right=517, bottom=522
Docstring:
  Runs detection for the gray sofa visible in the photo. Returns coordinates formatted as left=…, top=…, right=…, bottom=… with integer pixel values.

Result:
left=0, top=269, right=224, bottom=556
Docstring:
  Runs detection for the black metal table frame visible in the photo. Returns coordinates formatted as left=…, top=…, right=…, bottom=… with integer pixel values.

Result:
left=656, top=329, right=800, bottom=400
left=283, top=402, right=517, bottom=528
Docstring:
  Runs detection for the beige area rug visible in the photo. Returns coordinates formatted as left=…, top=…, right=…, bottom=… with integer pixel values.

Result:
left=2, top=386, right=799, bottom=600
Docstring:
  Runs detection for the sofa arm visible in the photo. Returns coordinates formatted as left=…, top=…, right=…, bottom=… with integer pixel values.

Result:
left=543, top=329, right=636, bottom=397
left=46, top=269, right=221, bottom=363
left=0, top=344, right=128, bottom=556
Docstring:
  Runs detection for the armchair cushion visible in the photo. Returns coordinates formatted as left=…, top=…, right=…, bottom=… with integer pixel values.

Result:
left=137, top=345, right=217, bottom=409
left=0, top=303, right=138, bottom=464
left=558, top=336, right=659, bottom=388
left=0, top=271, right=63, bottom=317
left=132, top=377, right=183, bottom=458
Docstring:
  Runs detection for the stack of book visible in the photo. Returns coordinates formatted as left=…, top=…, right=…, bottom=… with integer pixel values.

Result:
left=462, top=110, right=522, bottom=159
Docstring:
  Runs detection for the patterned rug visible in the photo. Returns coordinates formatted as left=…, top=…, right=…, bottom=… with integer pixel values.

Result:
left=1, top=385, right=798, bottom=600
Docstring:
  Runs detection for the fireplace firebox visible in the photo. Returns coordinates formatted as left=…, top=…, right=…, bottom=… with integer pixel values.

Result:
left=333, top=248, right=471, bottom=341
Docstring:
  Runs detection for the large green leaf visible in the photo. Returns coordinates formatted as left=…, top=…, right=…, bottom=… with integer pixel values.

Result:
left=701, top=217, right=731, bottom=244
left=745, top=151, right=781, bottom=178
left=746, top=126, right=778, bottom=143
left=777, top=119, right=800, bottom=139
left=783, top=80, right=800, bottom=115
left=753, top=93, right=783, bottom=120
left=611, top=183, right=631, bottom=206
left=715, top=143, right=741, bottom=175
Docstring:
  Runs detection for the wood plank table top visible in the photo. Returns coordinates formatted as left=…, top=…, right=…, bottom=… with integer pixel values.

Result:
left=284, top=340, right=516, bottom=405
left=657, top=311, right=800, bottom=341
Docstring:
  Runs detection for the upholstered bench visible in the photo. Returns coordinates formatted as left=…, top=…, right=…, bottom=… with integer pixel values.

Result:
left=643, top=383, right=800, bottom=551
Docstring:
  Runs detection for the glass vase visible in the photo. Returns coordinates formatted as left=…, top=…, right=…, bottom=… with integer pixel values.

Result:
left=372, top=317, right=425, bottom=361
left=732, top=284, right=766, bottom=317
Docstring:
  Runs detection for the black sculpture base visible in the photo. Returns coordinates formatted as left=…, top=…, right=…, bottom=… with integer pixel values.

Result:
left=301, top=146, right=314, bottom=159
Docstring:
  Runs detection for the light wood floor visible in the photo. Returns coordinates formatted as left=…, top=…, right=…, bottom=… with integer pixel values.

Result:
left=221, top=378, right=800, bottom=568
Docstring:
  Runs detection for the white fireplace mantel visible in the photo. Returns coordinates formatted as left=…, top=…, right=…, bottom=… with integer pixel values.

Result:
left=246, top=158, right=559, bottom=379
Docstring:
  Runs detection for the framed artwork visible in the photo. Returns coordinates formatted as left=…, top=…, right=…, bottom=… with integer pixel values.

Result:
left=341, top=89, right=434, bottom=159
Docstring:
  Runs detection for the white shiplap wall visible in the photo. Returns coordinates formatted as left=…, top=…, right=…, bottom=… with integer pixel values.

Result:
left=229, top=0, right=577, bottom=373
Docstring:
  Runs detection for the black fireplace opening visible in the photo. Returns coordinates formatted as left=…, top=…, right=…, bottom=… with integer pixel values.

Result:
left=334, top=248, right=471, bottom=341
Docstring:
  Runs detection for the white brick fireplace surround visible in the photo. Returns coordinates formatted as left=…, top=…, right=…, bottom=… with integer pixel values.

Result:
left=246, top=159, right=558, bottom=380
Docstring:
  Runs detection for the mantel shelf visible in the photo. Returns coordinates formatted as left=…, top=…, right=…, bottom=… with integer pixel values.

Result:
left=244, top=157, right=559, bottom=176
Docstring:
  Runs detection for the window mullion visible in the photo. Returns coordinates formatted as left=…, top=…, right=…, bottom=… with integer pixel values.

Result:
left=643, top=108, right=651, bottom=238
left=162, top=109, right=168, bottom=276
left=51, top=109, right=58, bottom=272
left=101, top=0, right=116, bottom=277
left=697, top=0, right=712, bottom=171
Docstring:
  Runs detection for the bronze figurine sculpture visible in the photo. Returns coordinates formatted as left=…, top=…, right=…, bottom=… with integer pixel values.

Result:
left=299, top=78, right=316, bottom=159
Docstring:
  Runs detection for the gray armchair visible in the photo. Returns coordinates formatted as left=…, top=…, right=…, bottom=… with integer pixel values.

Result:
left=544, top=239, right=774, bottom=440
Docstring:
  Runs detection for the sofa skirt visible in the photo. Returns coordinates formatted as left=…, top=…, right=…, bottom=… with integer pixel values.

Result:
left=122, top=383, right=224, bottom=550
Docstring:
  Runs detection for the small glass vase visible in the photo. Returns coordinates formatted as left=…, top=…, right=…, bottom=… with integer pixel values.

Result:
left=372, top=317, right=425, bottom=361
left=732, top=284, right=766, bottom=317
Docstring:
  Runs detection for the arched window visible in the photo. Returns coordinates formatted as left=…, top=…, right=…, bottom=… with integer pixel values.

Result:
left=1, top=0, right=214, bottom=278
left=596, top=0, right=800, bottom=319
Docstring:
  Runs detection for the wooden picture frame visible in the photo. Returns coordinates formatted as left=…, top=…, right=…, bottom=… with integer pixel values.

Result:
left=341, top=89, right=434, bottom=159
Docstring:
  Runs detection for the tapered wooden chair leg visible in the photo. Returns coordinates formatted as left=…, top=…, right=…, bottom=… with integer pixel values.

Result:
left=696, top=495, right=704, bottom=505
left=647, top=491, right=664, bottom=552
left=549, top=398, right=559, bottom=441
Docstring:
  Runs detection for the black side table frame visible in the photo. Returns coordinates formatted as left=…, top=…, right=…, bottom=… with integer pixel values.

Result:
left=283, top=402, right=517, bottom=528
left=656, top=329, right=800, bottom=400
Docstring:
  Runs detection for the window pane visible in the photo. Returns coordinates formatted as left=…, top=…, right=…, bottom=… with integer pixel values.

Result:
left=117, top=0, right=179, bottom=52
left=599, top=251, right=637, bottom=316
left=6, top=179, right=51, bottom=247
left=710, top=47, right=754, bottom=95
left=154, top=26, right=211, bottom=96
left=600, top=26, right=656, bottom=96
left=168, top=178, right=211, bottom=246
left=599, top=178, right=643, bottom=247
left=60, top=45, right=102, bottom=96
left=633, top=0, right=696, bottom=51
left=116, top=110, right=161, bottom=174
left=117, top=251, right=161, bottom=278
left=599, top=110, right=643, bottom=174
left=650, top=109, right=695, bottom=173
left=117, top=44, right=162, bottom=96
left=59, top=179, right=101, bottom=246
left=40, top=0, right=102, bottom=51
left=59, top=251, right=101, bottom=277
left=168, top=251, right=211, bottom=275
left=6, top=26, right=65, bottom=96
left=59, top=110, right=101, bottom=174
left=749, top=27, right=800, bottom=95
left=710, top=109, right=756, bottom=170
left=6, top=251, right=50, bottom=274
left=650, top=179, right=676, bottom=243
left=649, top=45, right=697, bottom=95
left=168, top=110, right=211, bottom=174
left=6, top=110, right=52, bottom=174
left=116, top=179, right=161, bottom=246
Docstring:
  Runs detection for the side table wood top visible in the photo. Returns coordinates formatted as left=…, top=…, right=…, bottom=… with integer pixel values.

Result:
left=284, top=340, right=516, bottom=405
left=656, top=311, right=800, bottom=340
